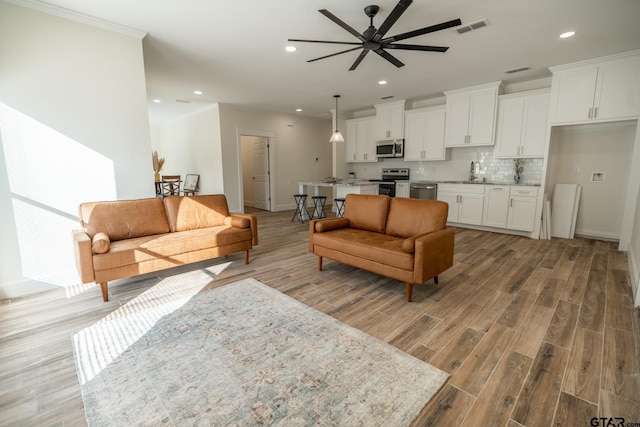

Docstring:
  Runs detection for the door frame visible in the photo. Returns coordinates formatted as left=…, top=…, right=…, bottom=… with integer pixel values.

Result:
left=237, top=128, right=276, bottom=212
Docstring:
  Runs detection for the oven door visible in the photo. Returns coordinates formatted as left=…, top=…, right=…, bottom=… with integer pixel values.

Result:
left=378, top=182, right=396, bottom=197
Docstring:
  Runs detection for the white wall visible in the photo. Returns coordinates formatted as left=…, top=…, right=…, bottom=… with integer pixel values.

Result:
left=546, top=122, right=635, bottom=240
left=0, top=3, right=152, bottom=297
left=151, top=105, right=224, bottom=195
left=218, top=104, right=332, bottom=212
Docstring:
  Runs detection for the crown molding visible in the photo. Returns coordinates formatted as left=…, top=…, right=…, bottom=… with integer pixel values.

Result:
left=4, top=0, right=147, bottom=39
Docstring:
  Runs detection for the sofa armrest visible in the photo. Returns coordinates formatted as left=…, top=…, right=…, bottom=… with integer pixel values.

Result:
left=412, top=227, right=455, bottom=284
left=72, top=229, right=95, bottom=284
left=230, top=213, right=258, bottom=246
left=308, top=218, right=350, bottom=252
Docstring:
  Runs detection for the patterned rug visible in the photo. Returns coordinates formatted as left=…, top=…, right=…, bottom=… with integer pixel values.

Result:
left=72, top=276, right=448, bottom=426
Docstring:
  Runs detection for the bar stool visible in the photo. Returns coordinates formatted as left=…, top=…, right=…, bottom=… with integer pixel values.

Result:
left=291, top=194, right=308, bottom=223
left=334, top=198, right=346, bottom=217
left=311, top=196, right=327, bottom=219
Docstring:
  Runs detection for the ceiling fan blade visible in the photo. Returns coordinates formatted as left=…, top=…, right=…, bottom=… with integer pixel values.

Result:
left=381, top=18, right=462, bottom=43
left=288, top=38, right=362, bottom=46
left=385, top=43, right=449, bottom=52
left=319, top=9, right=366, bottom=42
left=373, top=0, right=413, bottom=42
left=349, top=50, right=370, bottom=71
left=307, top=47, right=363, bottom=63
left=373, top=48, right=405, bottom=68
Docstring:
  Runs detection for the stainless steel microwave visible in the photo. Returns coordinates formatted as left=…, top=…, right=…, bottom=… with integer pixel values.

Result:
left=376, top=140, right=403, bottom=158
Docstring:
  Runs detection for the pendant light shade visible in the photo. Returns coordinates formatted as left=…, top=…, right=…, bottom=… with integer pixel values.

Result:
left=329, top=95, right=344, bottom=143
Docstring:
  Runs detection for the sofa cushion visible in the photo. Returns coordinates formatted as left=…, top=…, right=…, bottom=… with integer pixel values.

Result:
left=91, top=232, right=110, bottom=254
left=164, top=195, right=230, bottom=232
left=386, top=198, right=448, bottom=238
left=79, top=198, right=170, bottom=241
left=312, top=228, right=413, bottom=271
left=92, top=226, right=252, bottom=271
left=343, top=194, right=390, bottom=233
left=315, top=218, right=350, bottom=233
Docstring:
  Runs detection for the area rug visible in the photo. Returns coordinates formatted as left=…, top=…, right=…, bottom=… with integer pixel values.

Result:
left=72, top=277, right=448, bottom=426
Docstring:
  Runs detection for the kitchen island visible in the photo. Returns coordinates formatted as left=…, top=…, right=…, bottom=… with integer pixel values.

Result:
left=295, top=180, right=379, bottom=219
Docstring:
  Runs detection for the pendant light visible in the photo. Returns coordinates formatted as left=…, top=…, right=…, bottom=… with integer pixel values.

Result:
left=329, top=95, right=345, bottom=143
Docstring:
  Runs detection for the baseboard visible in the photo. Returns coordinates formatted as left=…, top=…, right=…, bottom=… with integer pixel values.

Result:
left=628, top=245, right=640, bottom=308
left=573, top=229, right=619, bottom=241
left=0, top=279, right=58, bottom=300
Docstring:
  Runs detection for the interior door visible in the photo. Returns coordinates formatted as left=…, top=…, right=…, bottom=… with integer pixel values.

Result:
left=253, top=137, right=270, bottom=210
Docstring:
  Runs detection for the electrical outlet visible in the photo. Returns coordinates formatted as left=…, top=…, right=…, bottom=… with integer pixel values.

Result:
left=574, top=166, right=580, bottom=174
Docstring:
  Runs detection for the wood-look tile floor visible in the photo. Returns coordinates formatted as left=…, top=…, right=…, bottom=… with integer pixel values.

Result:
left=1, top=207, right=639, bottom=426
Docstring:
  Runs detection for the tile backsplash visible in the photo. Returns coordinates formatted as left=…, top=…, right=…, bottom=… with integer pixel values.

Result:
left=351, top=146, right=544, bottom=185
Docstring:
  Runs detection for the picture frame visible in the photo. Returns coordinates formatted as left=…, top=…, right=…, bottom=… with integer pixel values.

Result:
left=183, top=174, right=200, bottom=193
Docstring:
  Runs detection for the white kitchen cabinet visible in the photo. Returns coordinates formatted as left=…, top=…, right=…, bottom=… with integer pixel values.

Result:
left=482, top=185, right=511, bottom=228
left=395, top=182, right=410, bottom=198
left=437, top=184, right=485, bottom=225
left=404, top=106, right=447, bottom=161
left=507, top=187, right=539, bottom=232
left=444, top=81, right=500, bottom=147
left=494, top=89, right=550, bottom=158
left=374, top=99, right=405, bottom=139
left=337, top=184, right=379, bottom=198
left=345, top=116, right=376, bottom=162
left=549, top=52, right=640, bottom=124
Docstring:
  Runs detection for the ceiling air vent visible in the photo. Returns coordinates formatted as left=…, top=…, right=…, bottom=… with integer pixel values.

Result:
left=176, top=99, right=191, bottom=103
left=380, top=95, right=394, bottom=100
left=504, top=66, right=531, bottom=74
left=456, top=18, right=489, bottom=34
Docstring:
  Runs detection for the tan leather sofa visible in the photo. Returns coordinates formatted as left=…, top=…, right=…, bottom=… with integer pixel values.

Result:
left=73, top=194, right=258, bottom=302
left=309, top=194, right=454, bottom=302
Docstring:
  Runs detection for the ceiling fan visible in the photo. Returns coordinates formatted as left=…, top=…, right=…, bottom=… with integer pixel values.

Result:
left=288, top=0, right=462, bottom=71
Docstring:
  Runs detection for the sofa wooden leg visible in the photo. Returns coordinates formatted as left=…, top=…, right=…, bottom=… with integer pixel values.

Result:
left=318, top=256, right=323, bottom=271
left=406, top=283, right=413, bottom=302
left=244, top=250, right=249, bottom=264
left=434, top=275, right=439, bottom=284
left=98, top=282, right=109, bottom=302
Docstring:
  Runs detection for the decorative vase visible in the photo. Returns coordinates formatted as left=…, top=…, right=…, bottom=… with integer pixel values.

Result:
left=514, top=172, right=521, bottom=184
left=154, top=171, right=160, bottom=182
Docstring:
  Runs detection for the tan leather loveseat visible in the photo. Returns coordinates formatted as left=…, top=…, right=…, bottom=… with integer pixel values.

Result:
left=73, top=194, right=258, bottom=302
left=309, top=194, right=454, bottom=302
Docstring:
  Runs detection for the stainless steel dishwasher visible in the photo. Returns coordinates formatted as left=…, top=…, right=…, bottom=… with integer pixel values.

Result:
left=409, top=182, right=438, bottom=200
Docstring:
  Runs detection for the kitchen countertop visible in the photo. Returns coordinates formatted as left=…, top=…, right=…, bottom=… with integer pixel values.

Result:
left=295, top=179, right=379, bottom=187
left=406, top=180, right=541, bottom=187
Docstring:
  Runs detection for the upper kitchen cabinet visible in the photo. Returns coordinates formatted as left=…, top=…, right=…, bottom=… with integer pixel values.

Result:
left=374, top=99, right=405, bottom=139
left=345, top=116, right=377, bottom=162
left=404, top=106, right=447, bottom=161
left=548, top=51, right=640, bottom=125
left=494, top=89, right=550, bottom=158
left=444, top=81, right=501, bottom=147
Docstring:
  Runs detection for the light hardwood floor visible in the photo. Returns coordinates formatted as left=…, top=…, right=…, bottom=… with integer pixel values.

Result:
left=1, top=207, right=639, bottom=426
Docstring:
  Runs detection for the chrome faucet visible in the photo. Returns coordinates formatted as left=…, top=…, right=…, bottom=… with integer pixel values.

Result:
left=469, top=161, right=477, bottom=182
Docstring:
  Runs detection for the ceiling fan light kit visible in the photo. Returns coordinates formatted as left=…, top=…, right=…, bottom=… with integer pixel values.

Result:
left=289, top=0, right=462, bottom=70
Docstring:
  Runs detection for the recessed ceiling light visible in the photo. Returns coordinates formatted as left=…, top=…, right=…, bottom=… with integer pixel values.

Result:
left=153, top=99, right=161, bottom=103
left=296, top=108, right=302, bottom=112
left=194, top=90, right=202, bottom=95
left=285, top=46, right=297, bottom=52
left=378, top=80, right=388, bottom=85
left=560, top=31, right=575, bottom=39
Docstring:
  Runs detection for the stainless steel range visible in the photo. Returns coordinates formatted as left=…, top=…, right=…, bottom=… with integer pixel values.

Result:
left=375, top=168, right=410, bottom=197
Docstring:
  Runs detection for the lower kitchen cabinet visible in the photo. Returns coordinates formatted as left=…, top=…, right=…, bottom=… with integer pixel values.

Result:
left=437, top=184, right=485, bottom=226
left=395, top=182, right=410, bottom=198
left=507, top=187, right=539, bottom=231
left=482, top=185, right=539, bottom=232
left=483, top=185, right=511, bottom=228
